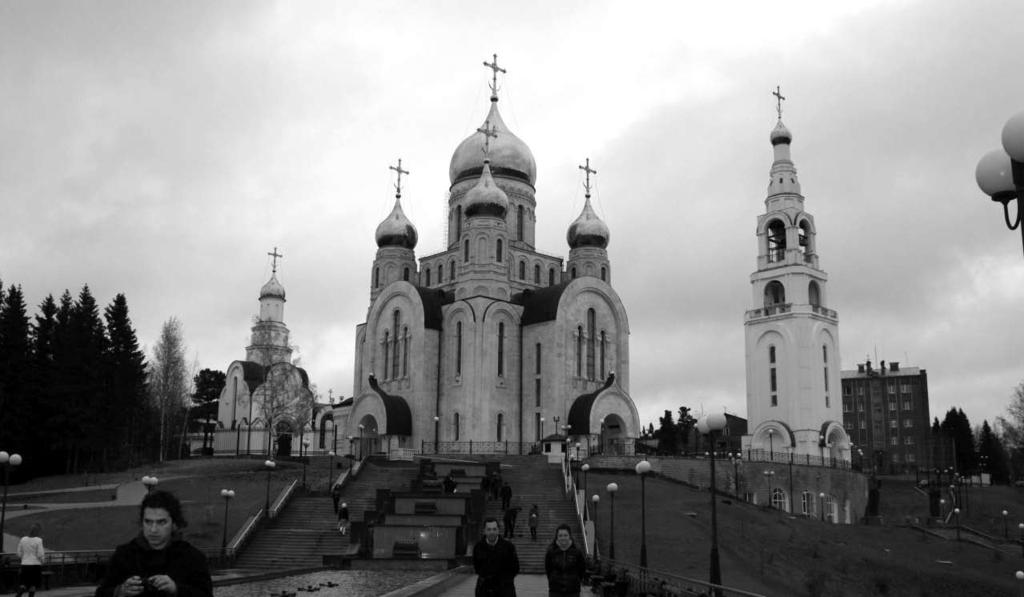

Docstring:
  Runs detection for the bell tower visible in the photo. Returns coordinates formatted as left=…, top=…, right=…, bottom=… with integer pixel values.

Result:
left=743, top=88, right=849, bottom=462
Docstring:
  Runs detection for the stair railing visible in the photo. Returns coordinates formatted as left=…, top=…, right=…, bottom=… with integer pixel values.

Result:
left=269, top=478, right=298, bottom=520
left=563, top=456, right=591, bottom=557
left=227, top=505, right=265, bottom=557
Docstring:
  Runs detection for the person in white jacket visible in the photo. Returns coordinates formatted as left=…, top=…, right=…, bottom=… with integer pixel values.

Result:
left=15, top=522, right=44, bottom=597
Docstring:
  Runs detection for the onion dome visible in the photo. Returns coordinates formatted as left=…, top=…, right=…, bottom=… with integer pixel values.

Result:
left=449, top=98, right=537, bottom=186
left=375, top=196, right=418, bottom=249
left=770, top=119, right=792, bottom=146
left=259, top=273, right=286, bottom=300
left=464, top=160, right=509, bottom=218
left=567, top=195, right=610, bottom=249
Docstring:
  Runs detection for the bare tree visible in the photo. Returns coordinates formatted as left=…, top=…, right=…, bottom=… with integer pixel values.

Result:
left=149, top=317, right=189, bottom=462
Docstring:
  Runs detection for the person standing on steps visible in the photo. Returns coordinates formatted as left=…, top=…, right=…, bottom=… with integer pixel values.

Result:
left=338, top=502, right=350, bottom=535
left=544, top=524, right=586, bottom=597
left=500, top=481, right=512, bottom=510
left=528, top=505, right=540, bottom=541
left=15, top=523, right=44, bottom=597
left=330, top=483, right=342, bottom=514
left=473, top=518, right=519, bottom=597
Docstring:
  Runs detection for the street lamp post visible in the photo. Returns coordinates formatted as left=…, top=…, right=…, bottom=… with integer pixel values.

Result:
left=302, top=439, right=311, bottom=489
left=0, top=451, right=23, bottom=543
left=1005, top=510, right=1010, bottom=539
left=220, top=489, right=235, bottom=557
left=635, top=460, right=651, bottom=568
left=591, top=494, right=600, bottom=559
left=581, top=463, right=590, bottom=502
left=1019, top=523, right=1024, bottom=559
left=954, top=508, right=961, bottom=541
left=540, top=416, right=546, bottom=438
left=264, top=460, right=276, bottom=514
left=358, top=424, right=365, bottom=460
left=606, top=482, right=618, bottom=560
left=731, top=453, right=742, bottom=496
left=819, top=492, right=826, bottom=522
left=698, top=413, right=727, bottom=597
left=327, top=451, right=336, bottom=487
left=347, top=436, right=354, bottom=467
left=1016, top=570, right=1024, bottom=597
left=940, top=498, right=946, bottom=519
left=433, top=416, right=440, bottom=453
left=768, top=429, right=774, bottom=461
left=142, top=475, right=159, bottom=494
left=975, top=110, right=1024, bottom=256
left=763, top=469, right=776, bottom=508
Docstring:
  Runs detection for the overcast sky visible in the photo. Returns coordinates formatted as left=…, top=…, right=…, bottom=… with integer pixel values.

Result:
left=3, top=0, right=1023, bottom=434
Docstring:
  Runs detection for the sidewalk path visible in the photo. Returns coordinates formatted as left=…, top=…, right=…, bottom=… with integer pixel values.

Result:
left=438, top=573, right=548, bottom=596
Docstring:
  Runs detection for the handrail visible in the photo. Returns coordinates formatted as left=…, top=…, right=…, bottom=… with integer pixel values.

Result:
left=562, top=457, right=590, bottom=556
left=269, top=478, right=298, bottom=519
left=227, top=506, right=265, bottom=554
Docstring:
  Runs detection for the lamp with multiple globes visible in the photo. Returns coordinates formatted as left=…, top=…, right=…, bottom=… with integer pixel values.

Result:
left=606, top=482, right=618, bottom=560
left=696, top=413, right=728, bottom=597
left=219, top=489, right=235, bottom=556
left=635, top=460, right=652, bottom=568
left=141, top=475, right=159, bottom=494
left=976, top=111, right=1024, bottom=255
left=0, top=451, right=23, bottom=543
left=591, top=494, right=600, bottom=559
left=302, top=438, right=311, bottom=489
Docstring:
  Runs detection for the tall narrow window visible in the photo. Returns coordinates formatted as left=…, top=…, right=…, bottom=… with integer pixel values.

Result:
left=576, top=326, right=583, bottom=377
left=383, top=331, right=390, bottom=379
left=519, top=261, right=526, bottom=280
left=822, top=344, right=829, bottom=407
left=497, top=322, right=505, bottom=377
left=571, top=267, right=577, bottom=279
left=496, top=239, right=503, bottom=262
left=534, top=264, right=540, bottom=284
left=535, top=343, right=542, bottom=374
left=497, top=413, right=504, bottom=441
left=455, top=206, right=462, bottom=240
left=600, top=331, right=606, bottom=380
left=454, top=413, right=460, bottom=441
left=456, top=322, right=463, bottom=377
left=535, top=412, right=542, bottom=441
left=769, top=345, right=778, bottom=407
left=438, top=264, right=443, bottom=283
left=586, top=309, right=596, bottom=380
left=403, top=267, right=410, bottom=281
left=549, top=268, right=555, bottom=286
left=517, top=205, right=524, bottom=241
left=402, top=327, right=409, bottom=377
left=601, top=267, right=607, bottom=281
left=535, top=378, right=541, bottom=407
left=425, top=269, right=431, bottom=286
left=374, top=267, right=380, bottom=288
left=392, top=310, right=400, bottom=379
left=449, top=259, right=455, bottom=281
left=464, top=239, right=469, bottom=262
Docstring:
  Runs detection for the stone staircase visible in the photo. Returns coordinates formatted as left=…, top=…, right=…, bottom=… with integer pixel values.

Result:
left=234, top=459, right=420, bottom=569
left=481, top=455, right=582, bottom=574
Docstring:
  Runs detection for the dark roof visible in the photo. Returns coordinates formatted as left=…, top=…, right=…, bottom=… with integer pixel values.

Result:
left=296, top=367, right=310, bottom=388
left=567, top=373, right=616, bottom=434
left=517, top=283, right=569, bottom=325
left=239, top=361, right=267, bottom=388
left=367, top=374, right=413, bottom=436
left=414, top=287, right=453, bottom=330
left=337, top=397, right=354, bottom=407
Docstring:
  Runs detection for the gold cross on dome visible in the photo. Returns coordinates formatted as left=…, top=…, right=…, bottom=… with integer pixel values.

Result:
left=389, top=158, right=409, bottom=196
left=772, top=85, right=786, bottom=120
left=483, top=53, right=506, bottom=97
left=268, top=247, right=283, bottom=274
left=477, top=120, right=498, bottom=156
left=578, top=158, right=597, bottom=195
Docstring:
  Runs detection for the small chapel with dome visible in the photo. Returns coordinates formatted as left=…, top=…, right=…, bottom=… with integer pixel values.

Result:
left=345, top=57, right=640, bottom=456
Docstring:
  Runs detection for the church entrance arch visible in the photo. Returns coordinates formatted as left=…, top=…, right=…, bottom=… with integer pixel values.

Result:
left=357, top=414, right=380, bottom=459
left=275, top=420, right=293, bottom=459
left=600, top=414, right=627, bottom=455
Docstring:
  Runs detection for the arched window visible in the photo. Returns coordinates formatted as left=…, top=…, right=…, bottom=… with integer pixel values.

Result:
left=497, top=413, right=504, bottom=441
left=455, top=206, right=462, bottom=240
left=534, top=264, right=540, bottom=284
left=808, top=281, right=821, bottom=307
left=767, top=219, right=786, bottom=262
left=799, top=220, right=813, bottom=257
left=801, top=491, right=813, bottom=516
left=438, top=263, right=443, bottom=283
left=517, top=205, right=524, bottom=241
left=771, top=488, right=789, bottom=512
left=392, top=310, right=400, bottom=379
left=454, top=412, right=460, bottom=441
left=769, top=345, right=778, bottom=407
left=586, top=309, right=596, bottom=380
left=425, top=269, right=431, bottom=286
left=403, top=267, right=410, bottom=281
left=374, top=267, right=380, bottom=288
left=600, top=331, right=606, bottom=380
left=601, top=266, right=607, bottom=282
left=823, top=344, right=830, bottom=407
left=575, top=326, right=583, bottom=377
left=549, top=268, right=555, bottom=286
left=535, top=412, right=542, bottom=441
left=456, top=321, right=463, bottom=377
left=497, top=322, right=505, bottom=377
left=571, top=267, right=577, bottom=279
left=402, top=326, right=409, bottom=377
left=496, top=239, right=503, bottom=262
left=764, top=281, right=786, bottom=309
left=519, top=261, right=526, bottom=280
left=383, top=330, right=390, bottom=379
left=535, top=343, right=542, bottom=374
left=464, top=239, right=470, bottom=262
left=449, top=259, right=456, bottom=281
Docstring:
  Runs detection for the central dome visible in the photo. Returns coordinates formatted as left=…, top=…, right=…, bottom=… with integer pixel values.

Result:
left=449, top=98, right=536, bottom=187
left=260, top=274, right=286, bottom=300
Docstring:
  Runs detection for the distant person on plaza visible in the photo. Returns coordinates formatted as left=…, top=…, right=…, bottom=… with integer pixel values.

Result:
left=481, top=474, right=491, bottom=499
left=490, top=472, right=502, bottom=500
left=338, top=502, right=350, bottom=535
left=444, top=472, right=458, bottom=494
left=500, top=481, right=512, bottom=509
left=473, top=517, right=519, bottom=597
left=545, top=524, right=586, bottom=597
left=528, top=505, right=540, bottom=541
left=15, top=523, right=45, bottom=597
left=330, top=483, right=342, bottom=514
left=95, top=490, right=212, bottom=597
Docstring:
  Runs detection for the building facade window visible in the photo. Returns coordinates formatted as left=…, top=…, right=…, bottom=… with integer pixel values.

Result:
left=497, top=413, right=504, bottom=441
left=771, top=488, right=789, bottom=512
left=403, top=267, right=409, bottom=281
left=600, top=331, right=606, bottom=380
left=601, top=266, right=606, bottom=281
left=455, top=206, right=462, bottom=239
left=450, top=259, right=456, bottom=281
left=454, top=413, right=460, bottom=441
left=801, top=491, right=813, bottom=516
left=383, top=330, right=390, bottom=379
left=392, top=310, right=401, bottom=379
left=903, top=400, right=912, bottom=411
left=535, top=378, right=541, bottom=407
left=497, top=322, right=505, bottom=377
left=402, top=327, right=409, bottom=377
left=576, top=326, right=583, bottom=377
left=455, top=322, right=463, bottom=376
left=549, top=268, right=555, bottom=286
left=586, top=309, right=596, bottom=380
left=496, top=239, right=503, bottom=262
left=425, top=269, right=431, bottom=286
left=464, top=240, right=469, bottom=262
left=571, top=267, right=577, bottom=279
left=519, top=261, right=526, bottom=280
left=769, top=345, right=778, bottom=407
left=374, top=267, right=380, bottom=288
left=438, top=264, right=443, bottom=283
left=534, top=264, right=540, bottom=284
left=517, top=205, right=524, bottom=241
left=535, top=412, right=542, bottom=441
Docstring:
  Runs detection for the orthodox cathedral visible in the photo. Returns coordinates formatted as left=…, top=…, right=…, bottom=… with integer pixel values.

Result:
left=345, top=59, right=640, bottom=456
left=742, top=91, right=850, bottom=462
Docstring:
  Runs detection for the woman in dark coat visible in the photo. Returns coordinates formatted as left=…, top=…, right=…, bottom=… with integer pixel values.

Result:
left=544, top=524, right=586, bottom=597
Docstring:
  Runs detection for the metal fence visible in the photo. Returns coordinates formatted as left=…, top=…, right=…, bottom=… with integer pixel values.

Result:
left=419, top=441, right=541, bottom=455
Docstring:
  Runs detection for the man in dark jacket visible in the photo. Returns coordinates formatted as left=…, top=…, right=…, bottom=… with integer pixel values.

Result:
left=95, top=490, right=213, bottom=597
left=472, top=518, right=519, bottom=596
left=545, top=524, right=586, bottom=597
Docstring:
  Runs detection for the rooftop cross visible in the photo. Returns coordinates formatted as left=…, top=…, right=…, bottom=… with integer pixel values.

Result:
left=477, top=120, right=498, bottom=156
left=579, top=158, right=597, bottom=196
left=268, top=247, right=283, bottom=274
left=483, top=53, right=506, bottom=98
left=389, top=158, right=409, bottom=197
left=772, top=85, right=786, bottom=120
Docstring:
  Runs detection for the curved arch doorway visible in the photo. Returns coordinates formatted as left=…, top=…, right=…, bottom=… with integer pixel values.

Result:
left=275, top=420, right=294, bottom=459
left=357, top=415, right=380, bottom=459
left=600, top=414, right=627, bottom=455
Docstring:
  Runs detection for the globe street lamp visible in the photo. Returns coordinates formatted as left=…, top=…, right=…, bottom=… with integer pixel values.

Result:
left=635, top=460, right=652, bottom=568
left=540, top=416, right=546, bottom=437
left=940, top=498, right=946, bottom=519
left=1005, top=510, right=1010, bottom=539
left=1015, top=570, right=1024, bottom=597
left=764, top=470, right=776, bottom=508
left=1019, top=523, right=1024, bottom=559
left=142, top=475, right=159, bottom=494
left=0, top=451, right=23, bottom=543
left=954, top=507, right=962, bottom=541
left=606, top=482, right=618, bottom=560
left=767, top=429, right=775, bottom=461
left=697, top=413, right=728, bottom=596
left=433, top=416, right=440, bottom=453
left=220, top=489, right=235, bottom=557
left=591, top=494, right=600, bottom=560
left=264, top=460, right=276, bottom=514
left=581, top=463, right=590, bottom=501
left=975, top=111, right=1024, bottom=256
left=819, top=492, right=826, bottom=522
left=301, top=438, right=311, bottom=489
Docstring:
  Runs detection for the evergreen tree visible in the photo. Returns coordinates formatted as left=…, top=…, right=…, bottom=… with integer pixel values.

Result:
left=29, top=295, right=60, bottom=474
left=940, top=407, right=977, bottom=473
left=977, top=420, right=1009, bottom=484
left=0, top=284, right=32, bottom=462
left=191, top=368, right=225, bottom=453
left=104, top=294, right=149, bottom=469
left=675, top=406, right=697, bottom=452
left=657, top=409, right=678, bottom=454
